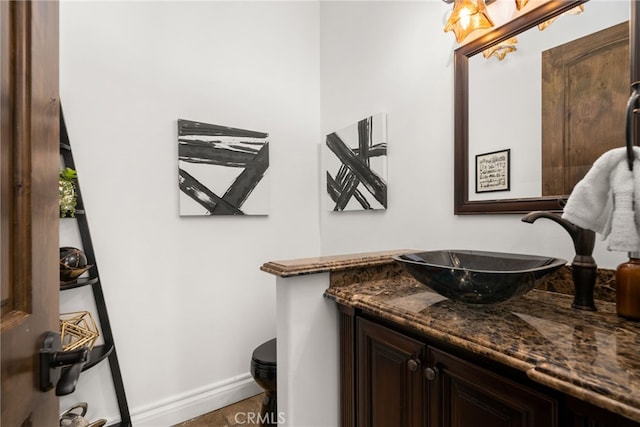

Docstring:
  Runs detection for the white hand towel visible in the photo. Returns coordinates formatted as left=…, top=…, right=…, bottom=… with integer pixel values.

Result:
left=606, top=159, right=640, bottom=251
left=561, top=146, right=640, bottom=253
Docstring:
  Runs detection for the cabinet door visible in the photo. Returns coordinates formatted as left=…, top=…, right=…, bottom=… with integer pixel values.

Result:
left=427, top=346, right=557, bottom=427
left=563, top=396, right=640, bottom=427
left=357, top=317, right=425, bottom=427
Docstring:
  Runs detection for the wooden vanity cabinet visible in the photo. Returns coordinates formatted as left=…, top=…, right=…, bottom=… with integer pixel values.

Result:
left=427, top=346, right=556, bottom=427
left=354, top=315, right=555, bottom=427
left=341, top=306, right=638, bottom=427
left=563, top=396, right=640, bottom=427
left=357, top=317, right=426, bottom=427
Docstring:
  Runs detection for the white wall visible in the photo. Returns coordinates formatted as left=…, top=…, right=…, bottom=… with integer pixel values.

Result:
left=60, top=1, right=321, bottom=425
left=318, top=0, right=627, bottom=271
left=59, top=0, right=632, bottom=425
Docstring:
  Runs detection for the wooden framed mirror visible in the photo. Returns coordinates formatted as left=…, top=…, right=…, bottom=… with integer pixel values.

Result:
left=454, top=0, right=640, bottom=214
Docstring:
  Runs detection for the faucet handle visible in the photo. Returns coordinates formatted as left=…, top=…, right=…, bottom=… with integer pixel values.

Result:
left=521, top=210, right=598, bottom=311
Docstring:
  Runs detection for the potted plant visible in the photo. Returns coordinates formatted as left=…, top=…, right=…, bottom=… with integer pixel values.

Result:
left=59, top=167, right=78, bottom=217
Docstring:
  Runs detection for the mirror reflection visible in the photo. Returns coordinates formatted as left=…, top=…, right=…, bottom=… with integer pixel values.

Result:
left=455, top=0, right=631, bottom=213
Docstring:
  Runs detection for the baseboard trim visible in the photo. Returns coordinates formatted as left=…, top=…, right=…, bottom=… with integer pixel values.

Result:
left=131, top=373, right=262, bottom=426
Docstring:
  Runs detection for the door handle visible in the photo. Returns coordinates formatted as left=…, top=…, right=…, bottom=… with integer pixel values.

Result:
left=39, top=331, right=89, bottom=396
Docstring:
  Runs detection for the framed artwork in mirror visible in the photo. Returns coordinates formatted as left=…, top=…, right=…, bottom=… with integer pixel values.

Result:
left=476, top=149, right=510, bottom=193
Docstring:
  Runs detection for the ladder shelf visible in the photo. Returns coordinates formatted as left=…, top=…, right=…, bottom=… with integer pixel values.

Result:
left=59, top=106, right=132, bottom=427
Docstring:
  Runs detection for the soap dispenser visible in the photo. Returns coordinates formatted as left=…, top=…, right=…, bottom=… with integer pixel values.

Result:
left=616, top=252, right=640, bottom=320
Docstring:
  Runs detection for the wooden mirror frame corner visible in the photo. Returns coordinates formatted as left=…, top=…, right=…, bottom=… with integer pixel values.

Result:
left=453, top=0, right=639, bottom=215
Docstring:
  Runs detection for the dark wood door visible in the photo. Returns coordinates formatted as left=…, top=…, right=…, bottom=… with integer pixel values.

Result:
left=427, top=346, right=557, bottom=427
left=357, top=317, right=425, bottom=427
left=541, top=21, right=629, bottom=196
left=1, top=1, right=60, bottom=426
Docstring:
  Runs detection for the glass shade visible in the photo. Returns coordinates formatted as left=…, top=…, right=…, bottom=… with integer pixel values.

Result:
left=482, top=37, right=518, bottom=60
left=444, top=0, right=495, bottom=43
left=538, top=5, right=584, bottom=31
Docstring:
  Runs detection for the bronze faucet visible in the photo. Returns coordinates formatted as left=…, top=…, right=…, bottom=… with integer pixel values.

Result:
left=521, top=211, right=597, bottom=311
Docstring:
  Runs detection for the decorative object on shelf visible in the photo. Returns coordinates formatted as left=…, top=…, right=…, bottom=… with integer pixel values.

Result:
left=59, top=167, right=78, bottom=217
left=325, top=113, right=388, bottom=211
left=59, top=402, right=107, bottom=427
left=60, top=311, right=99, bottom=351
left=178, top=119, right=270, bottom=216
left=60, top=247, right=93, bottom=285
left=475, top=148, right=510, bottom=193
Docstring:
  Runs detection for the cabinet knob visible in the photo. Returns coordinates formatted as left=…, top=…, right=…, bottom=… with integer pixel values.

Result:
left=424, top=366, right=438, bottom=381
left=407, top=359, right=421, bottom=372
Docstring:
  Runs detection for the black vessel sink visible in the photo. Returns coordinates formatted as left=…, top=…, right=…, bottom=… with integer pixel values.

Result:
left=394, top=250, right=567, bottom=305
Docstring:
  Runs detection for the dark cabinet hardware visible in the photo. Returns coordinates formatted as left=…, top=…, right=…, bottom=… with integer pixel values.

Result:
left=407, top=358, right=420, bottom=372
left=424, top=366, right=438, bottom=381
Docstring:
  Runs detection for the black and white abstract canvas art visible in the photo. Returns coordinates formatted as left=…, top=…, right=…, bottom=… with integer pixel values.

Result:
left=325, top=113, right=388, bottom=211
left=178, top=119, right=269, bottom=216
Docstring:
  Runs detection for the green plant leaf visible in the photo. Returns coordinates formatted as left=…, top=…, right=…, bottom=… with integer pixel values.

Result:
left=59, top=167, right=77, bottom=181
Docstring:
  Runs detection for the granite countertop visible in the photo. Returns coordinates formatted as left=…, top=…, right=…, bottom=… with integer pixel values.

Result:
left=261, top=250, right=640, bottom=423
left=324, top=267, right=640, bottom=423
left=260, top=249, right=417, bottom=277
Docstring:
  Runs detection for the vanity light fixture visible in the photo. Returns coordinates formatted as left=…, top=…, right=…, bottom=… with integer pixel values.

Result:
left=480, top=0, right=517, bottom=59
left=538, top=5, right=584, bottom=31
left=444, top=0, right=494, bottom=43
left=441, top=0, right=536, bottom=44
left=443, top=0, right=584, bottom=52
left=482, top=37, right=518, bottom=60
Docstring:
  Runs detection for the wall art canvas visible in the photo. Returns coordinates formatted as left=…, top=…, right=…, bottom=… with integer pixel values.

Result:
left=325, top=113, right=387, bottom=211
left=178, top=119, right=269, bottom=216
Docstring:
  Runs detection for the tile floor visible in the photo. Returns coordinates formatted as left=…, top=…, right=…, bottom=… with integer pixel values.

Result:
left=173, top=393, right=265, bottom=427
